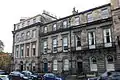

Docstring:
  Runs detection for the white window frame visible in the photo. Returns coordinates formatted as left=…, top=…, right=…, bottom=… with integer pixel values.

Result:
left=101, top=8, right=109, bottom=19
left=32, top=44, right=36, bottom=56
left=32, top=29, right=36, bottom=38
left=26, top=45, right=29, bottom=57
left=63, top=36, right=68, bottom=52
left=43, top=41, right=47, bottom=54
left=53, top=38, right=57, bottom=53
left=16, top=47, right=19, bottom=58
left=106, top=55, right=115, bottom=71
left=16, top=34, right=19, bottom=42
left=88, top=32, right=96, bottom=49
left=76, top=35, right=81, bottom=50
left=90, top=57, right=97, bottom=71
left=87, top=13, right=93, bottom=22
left=53, top=24, right=57, bottom=31
left=103, top=28, right=112, bottom=47
left=53, top=59, right=57, bottom=71
left=63, top=21, right=67, bottom=28
left=26, top=31, right=30, bottom=39
left=64, top=59, right=69, bottom=71
left=74, top=17, right=80, bottom=25
left=44, top=26, right=47, bottom=33
left=20, top=45, right=24, bottom=57
left=21, top=33, right=25, bottom=41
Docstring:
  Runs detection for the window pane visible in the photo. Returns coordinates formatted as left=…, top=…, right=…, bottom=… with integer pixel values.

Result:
left=44, top=27, right=47, bottom=33
left=75, top=17, right=79, bottom=25
left=53, top=38, right=57, bottom=52
left=64, top=59, right=69, bottom=70
left=107, top=55, right=113, bottom=63
left=32, top=30, right=36, bottom=38
left=101, top=8, right=109, bottom=19
left=53, top=60, right=57, bottom=70
left=104, top=29, right=111, bottom=43
left=87, top=13, right=93, bottom=22
left=76, top=35, right=81, bottom=47
left=63, top=21, right=67, bottom=28
left=88, top=32, right=95, bottom=45
left=53, top=24, right=57, bottom=31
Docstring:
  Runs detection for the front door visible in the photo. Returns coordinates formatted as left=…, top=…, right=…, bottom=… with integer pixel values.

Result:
left=44, top=63, right=48, bottom=73
left=20, top=64, right=23, bottom=71
left=77, top=62, right=83, bottom=74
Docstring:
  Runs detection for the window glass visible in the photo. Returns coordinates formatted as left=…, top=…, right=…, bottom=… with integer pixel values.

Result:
left=75, top=17, right=79, bottom=25
left=76, top=35, right=81, bottom=47
left=63, top=37, right=68, bottom=51
left=64, top=59, right=69, bottom=70
left=87, top=13, right=93, bottom=22
left=53, top=38, right=57, bottom=52
left=53, top=60, right=57, bottom=70
left=101, top=8, right=109, bottom=19
left=32, top=44, right=36, bottom=56
left=44, top=26, right=47, bottom=33
left=53, top=24, right=57, bottom=31
left=32, top=30, right=36, bottom=38
left=63, top=21, right=67, bottom=28
left=26, top=45, right=29, bottom=56
left=107, top=55, right=114, bottom=63
left=88, top=32, right=95, bottom=45
left=43, top=41, right=47, bottom=54
left=103, top=28, right=111, bottom=43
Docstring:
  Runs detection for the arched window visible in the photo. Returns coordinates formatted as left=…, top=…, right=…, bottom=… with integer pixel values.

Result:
left=53, top=59, right=57, bottom=71
left=107, top=55, right=114, bottom=63
left=64, top=59, right=69, bottom=71
left=91, top=57, right=97, bottom=64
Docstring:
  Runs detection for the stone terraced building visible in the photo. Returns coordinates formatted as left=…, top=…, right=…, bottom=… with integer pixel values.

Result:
left=12, top=0, right=120, bottom=76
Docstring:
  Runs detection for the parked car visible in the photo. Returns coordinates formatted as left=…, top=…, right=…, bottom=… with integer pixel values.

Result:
left=98, top=71, right=120, bottom=80
left=88, top=77, right=98, bottom=80
left=43, top=73, right=63, bottom=80
left=22, top=71, right=42, bottom=80
left=9, top=71, right=28, bottom=80
left=0, top=70, right=7, bottom=75
left=0, top=75, right=9, bottom=80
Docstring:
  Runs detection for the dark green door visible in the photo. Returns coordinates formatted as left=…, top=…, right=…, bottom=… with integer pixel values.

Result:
left=44, top=63, right=48, bottom=73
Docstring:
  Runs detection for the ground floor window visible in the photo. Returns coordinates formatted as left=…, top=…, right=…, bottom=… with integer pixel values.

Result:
left=63, top=59, right=69, bottom=71
left=90, top=57, right=97, bottom=71
left=53, top=59, right=57, bottom=71
left=106, top=55, right=115, bottom=71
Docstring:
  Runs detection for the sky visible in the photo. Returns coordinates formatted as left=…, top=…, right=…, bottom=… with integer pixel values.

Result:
left=0, top=0, right=110, bottom=53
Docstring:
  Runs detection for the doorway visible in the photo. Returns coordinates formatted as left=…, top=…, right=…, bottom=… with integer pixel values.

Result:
left=44, top=63, right=48, bottom=73
left=77, top=62, right=83, bottom=74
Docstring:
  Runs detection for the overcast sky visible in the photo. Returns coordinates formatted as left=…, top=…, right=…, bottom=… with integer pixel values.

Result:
left=0, top=0, right=110, bottom=53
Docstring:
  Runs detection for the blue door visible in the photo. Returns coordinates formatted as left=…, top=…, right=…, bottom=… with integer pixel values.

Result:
left=44, top=63, right=48, bottom=73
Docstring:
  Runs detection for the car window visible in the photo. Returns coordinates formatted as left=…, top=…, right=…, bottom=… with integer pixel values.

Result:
left=45, top=74, right=55, bottom=78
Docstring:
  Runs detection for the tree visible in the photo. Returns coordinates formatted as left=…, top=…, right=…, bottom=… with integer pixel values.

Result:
left=0, top=40, right=4, bottom=52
